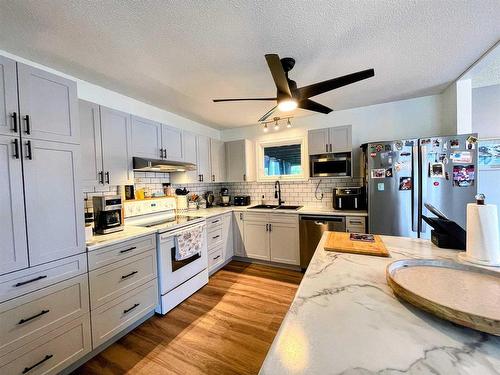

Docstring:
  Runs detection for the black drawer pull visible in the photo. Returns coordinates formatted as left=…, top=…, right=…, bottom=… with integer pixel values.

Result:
left=123, top=303, right=140, bottom=314
left=22, top=354, right=53, bottom=374
left=121, top=271, right=138, bottom=280
left=11, top=112, right=18, bottom=132
left=18, top=309, right=50, bottom=325
left=14, top=275, right=47, bottom=287
left=25, top=140, right=32, bottom=160
left=212, top=235, right=220, bottom=239
left=213, top=255, right=221, bottom=260
left=120, top=246, right=137, bottom=254
left=24, top=114, right=31, bottom=135
left=12, top=139, right=19, bottom=159
left=211, top=220, right=220, bottom=224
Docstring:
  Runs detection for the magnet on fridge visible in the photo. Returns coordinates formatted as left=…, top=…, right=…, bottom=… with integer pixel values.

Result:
left=375, top=144, right=383, bottom=152
left=377, top=182, right=385, bottom=191
left=405, top=140, right=414, bottom=147
left=421, top=138, right=431, bottom=145
left=370, top=152, right=377, bottom=158
left=450, top=151, right=472, bottom=163
left=452, top=164, right=475, bottom=187
left=430, top=162, right=445, bottom=178
left=400, top=152, right=411, bottom=157
left=466, top=135, right=477, bottom=150
left=385, top=144, right=392, bottom=152
left=399, top=177, right=412, bottom=190
left=433, top=181, right=440, bottom=187
left=395, top=141, right=403, bottom=150
left=433, top=139, right=441, bottom=147
left=443, top=142, right=448, bottom=151
left=445, top=171, right=449, bottom=180
left=450, top=139, right=460, bottom=148
left=385, top=168, right=393, bottom=177
left=371, top=168, right=386, bottom=179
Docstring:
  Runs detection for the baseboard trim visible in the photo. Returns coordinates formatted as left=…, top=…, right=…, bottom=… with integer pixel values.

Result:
left=232, top=256, right=302, bottom=271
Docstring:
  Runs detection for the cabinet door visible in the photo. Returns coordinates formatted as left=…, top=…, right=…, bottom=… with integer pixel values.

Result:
left=23, top=140, right=84, bottom=266
left=0, top=57, right=19, bottom=136
left=17, top=63, right=79, bottom=144
left=0, top=135, right=28, bottom=274
left=330, top=125, right=352, bottom=153
left=308, top=128, right=330, bottom=155
left=100, top=107, right=133, bottom=185
left=196, top=135, right=211, bottom=182
left=79, top=100, right=103, bottom=189
left=210, top=138, right=226, bottom=182
left=162, top=124, right=183, bottom=161
left=182, top=131, right=197, bottom=164
left=243, top=221, right=270, bottom=261
left=233, top=212, right=245, bottom=257
left=270, top=223, right=300, bottom=265
left=225, top=140, right=245, bottom=182
left=131, top=116, right=162, bottom=159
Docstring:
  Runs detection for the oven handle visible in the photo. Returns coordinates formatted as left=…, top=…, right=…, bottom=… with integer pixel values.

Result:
left=160, top=223, right=206, bottom=241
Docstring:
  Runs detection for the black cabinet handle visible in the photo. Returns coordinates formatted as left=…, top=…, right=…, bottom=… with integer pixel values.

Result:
left=105, top=171, right=110, bottom=184
left=24, top=114, right=31, bottom=135
left=18, top=309, right=50, bottom=325
left=265, top=224, right=269, bottom=232
left=22, top=354, right=53, bottom=374
left=212, top=235, right=220, bottom=239
left=121, top=271, right=138, bottom=280
left=120, top=246, right=136, bottom=254
left=269, top=224, right=272, bottom=232
left=14, top=275, right=47, bottom=287
left=98, top=171, right=104, bottom=184
left=326, top=144, right=328, bottom=152
left=11, top=112, right=18, bottom=133
left=213, top=255, right=221, bottom=260
left=163, top=149, right=167, bottom=158
left=25, top=140, right=32, bottom=160
left=159, top=148, right=164, bottom=159
left=123, top=303, right=140, bottom=314
left=12, top=139, right=19, bottom=159
left=243, top=174, right=246, bottom=181
left=211, top=220, right=220, bottom=224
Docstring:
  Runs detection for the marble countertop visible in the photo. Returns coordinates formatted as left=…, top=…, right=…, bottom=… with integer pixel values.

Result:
left=260, top=234, right=500, bottom=375
left=86, top=226, right=156, bottom=251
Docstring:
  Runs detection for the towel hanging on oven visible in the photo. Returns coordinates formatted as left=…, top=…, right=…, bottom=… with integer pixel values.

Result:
left=175, top=226, right=204, bottom=261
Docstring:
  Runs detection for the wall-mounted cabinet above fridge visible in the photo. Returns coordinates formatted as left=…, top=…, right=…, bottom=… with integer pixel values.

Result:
left=308, top=125, right=352, bottom=155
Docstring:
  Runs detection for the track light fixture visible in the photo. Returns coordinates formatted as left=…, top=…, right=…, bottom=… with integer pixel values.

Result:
left=260, top=116, right=293, bottom=132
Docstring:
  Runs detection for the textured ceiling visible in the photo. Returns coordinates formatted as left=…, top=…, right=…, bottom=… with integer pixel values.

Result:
left=464, top=42, right=500, bottom=88
left=0, top=1, right=499, bottom=129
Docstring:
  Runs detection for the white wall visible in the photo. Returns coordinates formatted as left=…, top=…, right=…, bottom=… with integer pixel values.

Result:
left=222, top=94, right=448, bottom=176
left=0, top=49, right=220, bottom=139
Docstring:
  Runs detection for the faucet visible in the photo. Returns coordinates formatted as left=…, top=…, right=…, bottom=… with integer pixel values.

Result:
left=274, top=181, right=284, bottom=206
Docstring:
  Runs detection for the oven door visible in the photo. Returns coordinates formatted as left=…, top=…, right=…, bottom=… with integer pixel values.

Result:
left=158, top=222, right=207, bottom=294
left=311, top=156, right=351, bottom=177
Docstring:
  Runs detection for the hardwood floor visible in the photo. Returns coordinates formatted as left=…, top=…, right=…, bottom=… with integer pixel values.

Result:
left=73, top=261, right=303, bottom=375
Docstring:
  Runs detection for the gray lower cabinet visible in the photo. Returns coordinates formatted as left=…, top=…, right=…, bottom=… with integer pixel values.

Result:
left=99, top=106, right=133, bottom=186
left=0, top=56, right=18, bottom=137
left=22, top=140, right=85, bottom=266
left=0, top=135, right=28, bottom=274
left=17, top=63, right=79, bottom=144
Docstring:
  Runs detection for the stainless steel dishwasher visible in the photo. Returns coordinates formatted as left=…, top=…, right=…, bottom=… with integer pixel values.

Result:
left=299, top=215, right=346, bottom=270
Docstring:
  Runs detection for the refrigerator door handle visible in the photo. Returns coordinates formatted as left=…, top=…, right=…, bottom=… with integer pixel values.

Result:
left=411, top=143, right=419, bottom=233
left=419, top=144, right=427, bottom=234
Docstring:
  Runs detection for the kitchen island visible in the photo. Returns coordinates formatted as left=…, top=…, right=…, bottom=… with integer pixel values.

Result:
left=260, top=234, right=500, bottom=374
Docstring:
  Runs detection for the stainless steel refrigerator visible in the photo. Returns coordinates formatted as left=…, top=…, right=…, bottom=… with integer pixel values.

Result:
left=364, top=134, right=478, bottom=238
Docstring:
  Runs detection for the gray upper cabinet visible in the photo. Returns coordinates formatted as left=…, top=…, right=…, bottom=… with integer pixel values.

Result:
left=308, top=125, right=352, bottom=155
left=0, top=56, right=18, bottom=137
left=182, top=131, right=197, bottom=164
left=162, top=124, right=183, bottom=161
left=79, top=100, right=103, bottom=188
left=210, top=138, right=226, bottom=182
left=131, top=116, right=162, bottom=159
left=100, top=107, right=133, bottom=186
left=225, top=139, right=255, bottom=182
left=23, top=140, right=84, bottom=266
left=196, top=135, right=211, bottom=182
left=17, top=63, right=79, bottom=144
left=0, top=135, right=28, bottom=274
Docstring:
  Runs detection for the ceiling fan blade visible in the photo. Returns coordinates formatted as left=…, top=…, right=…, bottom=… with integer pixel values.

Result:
left=213, top=97, right=276, bottom=102
left=258, top=105, right=278, bottom=122
left=297, top=69, right=375, bottom=99
left=298, top=99, right=333, bottom=114
left=265, top=54, right=292, bottom=97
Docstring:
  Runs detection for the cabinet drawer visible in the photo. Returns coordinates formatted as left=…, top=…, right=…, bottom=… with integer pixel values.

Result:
left=207, top=216, right=223, bottom=231
left=207, top=228, right=223, bottom=248
left=270, top=213, right=298, bottom=224
left=244, top=212, right=267, bottom=222
left=89, top=249, right=157, bottom=309
left=88, top=234, right=156, bottom=271
left=91, top=279, right=157, bottom=348
left=0, top=254, right=87, bottom=303
left=347, top=225, right=366, bottom=234
left=346, top=217, right=366, bottom=226
left=0, top=314, right=91, bottom=375
left=0, top=275, right=89, bottom=358
left=208, top=248, right=224, bottom=271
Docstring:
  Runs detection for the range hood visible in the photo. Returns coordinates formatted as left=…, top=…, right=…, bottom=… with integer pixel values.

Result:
left=133, top=157, right=196, bottom=173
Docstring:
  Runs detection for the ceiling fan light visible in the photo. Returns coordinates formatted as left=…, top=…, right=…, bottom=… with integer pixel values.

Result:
left=286, top=118, right=292, bottom=128
left=278, top=99, right=297, bottom=112
left=274, top=119, right=280, bottom=130
left=263, top=123, right=268, bottom=132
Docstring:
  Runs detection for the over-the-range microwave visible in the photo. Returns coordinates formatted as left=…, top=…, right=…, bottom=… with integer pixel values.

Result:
left=310, top=152, right=352, bottom=178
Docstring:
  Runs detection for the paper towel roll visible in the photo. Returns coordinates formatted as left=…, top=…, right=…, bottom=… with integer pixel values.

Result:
left=466, top=203, right=500, bottom=264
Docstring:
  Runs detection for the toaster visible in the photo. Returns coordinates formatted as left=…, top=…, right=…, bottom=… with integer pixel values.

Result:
left=233, top=196, right=251, bottom=206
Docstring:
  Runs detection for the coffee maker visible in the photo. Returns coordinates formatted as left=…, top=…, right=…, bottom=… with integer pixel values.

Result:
left=219, top=187, right=231, bottom=206
left=93, top=195, right=124, bottom=234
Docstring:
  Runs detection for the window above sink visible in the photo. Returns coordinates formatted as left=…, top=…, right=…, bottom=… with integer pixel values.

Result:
left=256, top=136, right=308, bottom=181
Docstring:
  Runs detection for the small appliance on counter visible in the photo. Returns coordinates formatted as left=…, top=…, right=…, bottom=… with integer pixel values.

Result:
left=93, top=195, right=123, bottom=234
left=421, top=203, right=466, bottom=250
left=234, top=196, right=251, bottom=206
left=333, top=187, right=366, bottom=210
left=219, top=187, right=231, bottom=206
left=204, top=191, right=215, bottom=207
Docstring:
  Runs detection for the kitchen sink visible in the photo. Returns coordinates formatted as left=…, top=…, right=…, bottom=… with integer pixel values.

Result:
left=249, top=204, right=280, bottom=209
left=248, top=204, right=303, bottom=211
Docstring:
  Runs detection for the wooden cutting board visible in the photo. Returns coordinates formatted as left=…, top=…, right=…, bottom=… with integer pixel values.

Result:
left=324, top=232, right=389, bottom=257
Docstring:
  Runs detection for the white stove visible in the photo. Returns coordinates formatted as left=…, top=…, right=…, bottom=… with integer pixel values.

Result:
left=124, top=198, right=208, bottom=315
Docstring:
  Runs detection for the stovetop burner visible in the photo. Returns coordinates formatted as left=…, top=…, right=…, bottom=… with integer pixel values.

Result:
left=136, top=215, right=204, bottom=228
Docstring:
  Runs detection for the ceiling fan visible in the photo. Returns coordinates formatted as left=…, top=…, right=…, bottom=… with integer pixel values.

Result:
left=213, top=54, right=375, bottom=122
